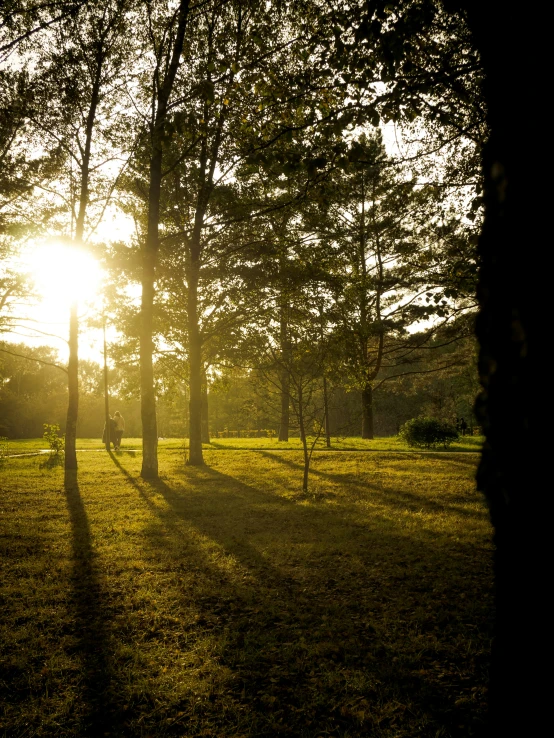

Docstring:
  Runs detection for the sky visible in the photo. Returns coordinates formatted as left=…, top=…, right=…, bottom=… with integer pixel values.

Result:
left=3, top=212, right=136, bottom=363
left=2, top=123, right=406, bottom=366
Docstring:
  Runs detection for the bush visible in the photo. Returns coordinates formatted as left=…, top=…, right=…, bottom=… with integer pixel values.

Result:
left=43, top=423, right=64, bottom=455
left=398, top=416, right=459, bottom=449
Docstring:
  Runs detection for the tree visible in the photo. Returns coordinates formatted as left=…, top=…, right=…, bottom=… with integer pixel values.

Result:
left=450, top=2, right=547, bottom=734
left=5, top=0, right=136, bottom=469
left=0, top=341, right=67, bottom=437
left=0, top=64, right=56, bottom=332
left=125, top=0, right=351, bottom=467
left=0, top=1, right=87, bottom=61
left=254, top=296, right=329, bottom=492
left=133, top=0, right=191, bottom=478
left=311, top=130, right=475, bottom=438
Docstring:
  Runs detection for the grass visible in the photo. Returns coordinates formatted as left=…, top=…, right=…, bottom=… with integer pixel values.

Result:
left=3, top=434, right=484, bottom=455
left=0, top=440, right=493, bottom=737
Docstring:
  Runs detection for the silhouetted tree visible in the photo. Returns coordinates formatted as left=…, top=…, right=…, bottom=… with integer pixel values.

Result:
left=452, top=2, right=545, bottom=734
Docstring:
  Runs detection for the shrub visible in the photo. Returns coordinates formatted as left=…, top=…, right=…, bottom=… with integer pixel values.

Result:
left=398, top=416, right=459, bottom=449
left=43, top=423, right=64, bottom=455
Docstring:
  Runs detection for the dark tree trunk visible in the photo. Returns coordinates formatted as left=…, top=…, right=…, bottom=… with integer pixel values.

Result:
left=201, top=368, right=210, bottom=444
left=187, top=259, right=203, bottom=465
left=323, top=375, right=331, bottom=448
left=140, top=166, right=160, bottom=478
left=65, top=301, right=78, bottom=469
left=140, top=0, right=190, bottom=478
left=297, top=385, right=309, bottom=492
left=361, top=384, right=374, bottom=439
left=64, top=48, right=104, bottom=472
left=103, top=314, right=110, bottom=451
left=458, top=3, right=546, bottom=734
left=278, top=370, right=290, bottom=441
left=278, top=301, right=290, bottom=441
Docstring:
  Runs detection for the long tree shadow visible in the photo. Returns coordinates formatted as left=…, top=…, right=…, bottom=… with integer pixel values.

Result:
left=63, top=469, right=123, bottom=736
left=39, top=452, right=65, bottom=469
left=108, top=453, right=294, bottom=594
left=256, top=449, right=488, bottom=522
left=142, top=471, right=394, bottom=735
left=110, top=456, right=491, bottom=737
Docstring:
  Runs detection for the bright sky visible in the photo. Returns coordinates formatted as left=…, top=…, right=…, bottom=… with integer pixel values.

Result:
left=6, top=241, right=104, bottom=362
left=1, top=123, right=405, bottom=366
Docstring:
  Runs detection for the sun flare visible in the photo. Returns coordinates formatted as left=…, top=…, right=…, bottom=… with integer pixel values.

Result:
left=27, top=242, right=103, bottom=309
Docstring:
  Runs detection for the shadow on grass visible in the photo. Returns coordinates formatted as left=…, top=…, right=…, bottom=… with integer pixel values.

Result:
left=39, top=453, right=65, bottom=469
left=105, top=453, right=491, bottom=737
left=63, top=469, right=124, bottom=736
left=255, top=449, right=488, bottom=523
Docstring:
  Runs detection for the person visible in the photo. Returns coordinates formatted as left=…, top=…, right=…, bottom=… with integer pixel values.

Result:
left=102, top=415, right=115, bottom=449
left=459, top=417, right=468, bottom=436
left=113, top=410, right=125, bottom=451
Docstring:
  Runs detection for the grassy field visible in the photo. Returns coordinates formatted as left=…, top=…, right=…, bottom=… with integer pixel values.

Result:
left=3, top=434, right=484, bottom=455
left=0, top=439, right=492, bottom=737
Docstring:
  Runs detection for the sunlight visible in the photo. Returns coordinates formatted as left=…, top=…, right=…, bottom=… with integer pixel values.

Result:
left=7, top=241, right=108, bottom=362
left=27, top=241, right=103, bottom=309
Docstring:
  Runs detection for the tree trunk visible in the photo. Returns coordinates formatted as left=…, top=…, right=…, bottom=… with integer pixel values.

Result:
left=201, top=368, right=210, bottom=444
left=103, top=314, right=110, bottom=451
left=278, top=300, right=290, bottom=441
left=187, top=259, right=203, bottom=465
left=140, top=167, right=160, bottom=478
left=64, top=300, right=78, bottom=469
left=323, top=375, right=331, bottom=448
left=297, top=385, right=309, bottom=492
left=140, top=0, right=190, bottom=478
left=459, top=3, right=546, bottom=734
left=361, top=384, right=374, bottom=439
left=64, top=48, right=104, bottom=472
left=278, top=370, right=290, bottom=441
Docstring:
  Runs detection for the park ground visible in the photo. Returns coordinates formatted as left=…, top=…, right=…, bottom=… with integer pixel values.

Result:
left=0, top=437, right=492, bottom=737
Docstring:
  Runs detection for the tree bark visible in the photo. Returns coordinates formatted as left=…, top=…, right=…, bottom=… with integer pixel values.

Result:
left=361, top=383, right=374, bottom=439
left=323, top=375, right=331, bottom=448
left=139, top=0, right=190, bottom=478
left=297, top=384, right=309, bottom=492
left=201, top=368, right=210, bottom=444
left=64, top=43, right=104, bottom=472
left=457, top=3, right=546, bottom=734
left=65, top=300, right=78, bottom=469
left=278, top=299, right=290, bottom=441
left=278, top=370, right=290, bottom=441
left=187, top=258, right=203, bottom=465
left=140, top=160, right=160, bottom=477
left=103, top=313, right=110, bottom=451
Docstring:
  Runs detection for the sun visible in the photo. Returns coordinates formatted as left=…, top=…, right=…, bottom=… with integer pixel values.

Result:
left=5, top=240, right=110, bottom=362
left=27, top=241, right=104, bottom=309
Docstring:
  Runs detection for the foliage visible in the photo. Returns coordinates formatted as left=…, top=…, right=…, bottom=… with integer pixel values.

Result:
left=399, top=415, right=459, bottom=449
left=2, top=0, right=485, bottom=473
left=0, top=436, right=8, bottom=458
left=42, top=423, right=64, bottom=454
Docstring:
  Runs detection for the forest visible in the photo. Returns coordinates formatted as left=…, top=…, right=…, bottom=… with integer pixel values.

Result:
left=0, top=0, right=482, bottom=470
left=2, top=2, right=543, bottom=737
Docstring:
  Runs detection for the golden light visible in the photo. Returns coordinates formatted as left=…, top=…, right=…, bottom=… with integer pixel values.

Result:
left=27, top=241, right=103, bottom=309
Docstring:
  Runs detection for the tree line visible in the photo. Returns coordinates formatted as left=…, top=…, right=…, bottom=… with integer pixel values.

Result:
left=0, top=325, right=478, bottom=441
left=1, top=0, right=483, bottom=475
left=3, top=2, right=546, bottom=732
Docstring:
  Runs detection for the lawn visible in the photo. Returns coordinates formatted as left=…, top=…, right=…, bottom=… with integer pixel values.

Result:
left=3, top=434, right=484, bottom=455
left=0, top=440, right=492, bottom=737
